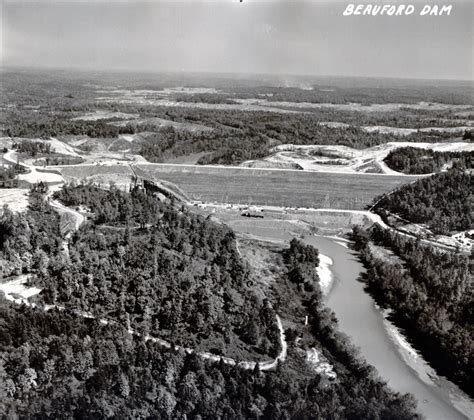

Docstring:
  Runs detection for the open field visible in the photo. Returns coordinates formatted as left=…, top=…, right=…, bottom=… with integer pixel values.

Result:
left=135, top=164, right=421, bottom=210
left=0, top=189, right=29, bottom=212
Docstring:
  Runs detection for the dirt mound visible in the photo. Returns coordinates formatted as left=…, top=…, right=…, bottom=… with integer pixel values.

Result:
left=240, top=160, right=303, bottom=170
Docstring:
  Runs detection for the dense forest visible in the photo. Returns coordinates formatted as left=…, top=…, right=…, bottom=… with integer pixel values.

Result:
left=0, top=184, right=420, bottom=418
left=384, top=147, right=473, bottom=174
left=352, top=225, right=473, bottom=396
left=373, top=169, right=472, bottom=234
left=0, top=295, right=418, bottom=419
left=137, top=127, right=271, bottom=165
left=1, top=183, right=281, bottom=359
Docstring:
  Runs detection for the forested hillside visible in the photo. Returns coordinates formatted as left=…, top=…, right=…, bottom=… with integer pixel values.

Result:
left=384, top=147, right=473, bottom=174
left=0, top=184, right=419, bottom=418
left=373, top=169, right=472, bottom=234
left=353, top=225, right=473, bottom=395
left=1, top=184, right=281, bottom=358
left=0, top=297, right=418, bottom=419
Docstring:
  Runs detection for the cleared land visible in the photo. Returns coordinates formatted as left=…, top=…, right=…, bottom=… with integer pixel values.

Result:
left=246, top=142, right=473, bottom=174
left=0, top=189, right=29, bottom=212
left=58, top=164, right=134, bottom=189
left=135, top=164, right=421, bottom=210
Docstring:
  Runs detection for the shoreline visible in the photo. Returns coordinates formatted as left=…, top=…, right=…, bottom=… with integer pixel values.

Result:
left=379, top=306, right=474, bottom=419
left=316, top=253, right=334, bottom=296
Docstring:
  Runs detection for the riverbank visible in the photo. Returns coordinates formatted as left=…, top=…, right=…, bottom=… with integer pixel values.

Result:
left=235, top=227, right=472, bottom=419
left=185, top=199, right=474, bottom=418
left=316, top=253, right=334, bottom=295
left=312, top=235, right=473, bottom=420
left=380, top=307, right=474, bottom=418
left=226, top=219, right=474, bottom=420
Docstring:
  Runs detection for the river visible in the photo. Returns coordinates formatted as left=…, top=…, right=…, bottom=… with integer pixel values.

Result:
left=230, top=219, right=473, bottom=420
left=306, top=235, right=473, bottom=420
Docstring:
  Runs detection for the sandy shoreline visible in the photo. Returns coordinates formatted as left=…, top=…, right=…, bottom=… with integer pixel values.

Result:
left=378, top=306, right=474, bottom=418
left=317, top=253, right=334, bottom=295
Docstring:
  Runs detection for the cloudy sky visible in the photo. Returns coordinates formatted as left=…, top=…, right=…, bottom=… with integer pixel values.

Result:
left=1, top=0, right=472, bottom=80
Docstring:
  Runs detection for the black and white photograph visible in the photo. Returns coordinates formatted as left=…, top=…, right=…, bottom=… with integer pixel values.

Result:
left=0, top=0, right=473, bottom=418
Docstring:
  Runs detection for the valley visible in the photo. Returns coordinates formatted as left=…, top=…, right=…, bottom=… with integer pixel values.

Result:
left=0, top=69, right=472, bottom=419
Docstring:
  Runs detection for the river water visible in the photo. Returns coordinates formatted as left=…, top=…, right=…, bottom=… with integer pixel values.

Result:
left=306, top=235, right=473, bottom=420
left=230, top=219, right=473, bottom=420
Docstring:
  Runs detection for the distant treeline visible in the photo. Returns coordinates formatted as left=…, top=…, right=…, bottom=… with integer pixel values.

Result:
left=171, top=85, right=474, bottom=106
left=384, top=147, right=474, bottom=174
left=5, top=116, right=134, bottom=139
left=175, top=93, right=237, bottom=105
left=2, top=66, right=473, bottom=106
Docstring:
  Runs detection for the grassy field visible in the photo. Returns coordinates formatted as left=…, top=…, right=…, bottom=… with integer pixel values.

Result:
left=136, top=164, right=421, bottom=210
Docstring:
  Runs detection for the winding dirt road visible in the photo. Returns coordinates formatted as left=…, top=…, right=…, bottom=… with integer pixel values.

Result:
left=0, top=274, right=287, bottom=371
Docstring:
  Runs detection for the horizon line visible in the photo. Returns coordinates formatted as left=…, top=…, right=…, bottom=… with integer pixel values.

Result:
left=2, top=64, right=473, bottom=84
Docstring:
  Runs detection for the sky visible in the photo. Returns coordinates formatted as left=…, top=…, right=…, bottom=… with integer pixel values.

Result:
left=1, top=0, right=473, bottom=80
